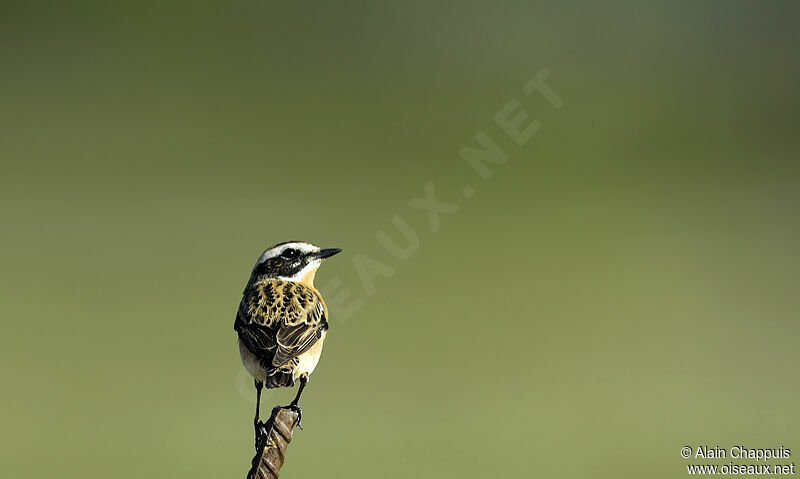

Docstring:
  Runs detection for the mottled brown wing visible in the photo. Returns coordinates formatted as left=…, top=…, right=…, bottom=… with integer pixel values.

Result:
left=271, top=282, right=326, bottom=367
left=235, top=279, right=327, bottom=368
left=235, top=315, right=276, bottom=364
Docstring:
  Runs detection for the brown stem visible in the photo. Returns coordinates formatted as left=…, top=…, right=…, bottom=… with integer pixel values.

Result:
left=246, top=408, right=301, bottom=479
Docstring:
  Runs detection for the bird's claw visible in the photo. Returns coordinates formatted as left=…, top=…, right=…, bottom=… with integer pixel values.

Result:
left=253, top=419, right=269, bottom=451
left=273, top=404, right=303, bottom=430
left=288, top=404, right=303, bottom=430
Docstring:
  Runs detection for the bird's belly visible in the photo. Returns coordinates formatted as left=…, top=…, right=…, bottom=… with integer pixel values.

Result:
left=293, top=332, right=326, bottom=381
left=238, top=338, right=266, bottom=382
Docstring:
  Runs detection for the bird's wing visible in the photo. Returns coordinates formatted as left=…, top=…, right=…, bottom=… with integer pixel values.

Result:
left=235, top=279, right=327, bottom=368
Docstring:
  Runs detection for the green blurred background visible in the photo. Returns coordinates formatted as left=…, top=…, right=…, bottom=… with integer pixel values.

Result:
left=2, top=1, right=799, bottom=477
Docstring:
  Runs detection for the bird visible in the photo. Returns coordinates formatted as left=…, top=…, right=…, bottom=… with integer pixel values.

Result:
left=234, top=241, right=341, bottom=436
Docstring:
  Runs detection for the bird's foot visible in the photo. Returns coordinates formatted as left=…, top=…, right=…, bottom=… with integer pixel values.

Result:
left=273, top=403, right=303, bottom=430
left=253, top=418, right=270, bottom=451
left=288, top=403, right=303, bottom=429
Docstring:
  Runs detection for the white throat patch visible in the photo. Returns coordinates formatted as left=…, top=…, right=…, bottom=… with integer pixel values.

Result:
left=277, top=259, right=322, bottom=283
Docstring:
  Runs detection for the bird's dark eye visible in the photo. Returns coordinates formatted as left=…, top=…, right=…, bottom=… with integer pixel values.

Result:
left=281, top=248, right=298, bottom=259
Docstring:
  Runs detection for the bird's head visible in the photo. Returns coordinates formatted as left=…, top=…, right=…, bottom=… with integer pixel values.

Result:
left=251, top=241, right=341, bottom=284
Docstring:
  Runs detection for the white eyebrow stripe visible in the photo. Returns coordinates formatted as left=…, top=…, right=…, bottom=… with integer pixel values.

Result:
left=257, top=242, right=320, bottom=263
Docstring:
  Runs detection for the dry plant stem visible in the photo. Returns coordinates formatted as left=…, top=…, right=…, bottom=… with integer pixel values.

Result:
left=247, top=407, right=301, bottom=479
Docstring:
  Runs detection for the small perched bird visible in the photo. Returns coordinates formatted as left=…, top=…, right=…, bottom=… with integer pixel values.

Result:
left=234, top=241, right=340, bottom=433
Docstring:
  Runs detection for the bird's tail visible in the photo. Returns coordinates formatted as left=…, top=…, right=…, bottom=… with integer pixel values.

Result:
left=265, top=368, right=294, bottom=389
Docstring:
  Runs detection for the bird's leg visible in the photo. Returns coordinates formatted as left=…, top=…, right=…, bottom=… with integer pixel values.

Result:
left=290, top=376, right=307, bottom=408
left=277, top=376, right=307, bottom=429
left=253, top=380, right=268, bottom=449
left=254, top=379, right=263, bottom=423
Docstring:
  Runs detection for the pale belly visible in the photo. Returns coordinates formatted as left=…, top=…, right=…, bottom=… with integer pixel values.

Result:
left=238, top=338, right=266, bottom=382
left=293, top=332, right=326, bottom=380
left=238, top=331, right=326, bottom=383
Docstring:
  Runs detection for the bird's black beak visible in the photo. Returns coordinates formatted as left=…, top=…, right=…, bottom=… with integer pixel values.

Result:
left=314, top=248, right=342, bottom=259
